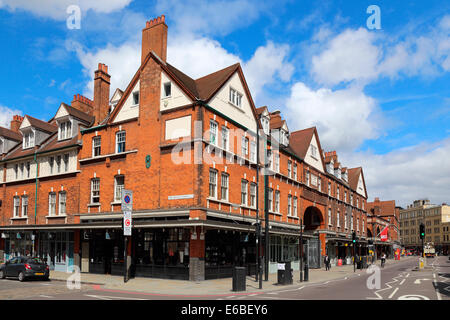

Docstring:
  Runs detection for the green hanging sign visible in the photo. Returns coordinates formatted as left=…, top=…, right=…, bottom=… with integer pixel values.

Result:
left=145, top=155, right=151, bottom=168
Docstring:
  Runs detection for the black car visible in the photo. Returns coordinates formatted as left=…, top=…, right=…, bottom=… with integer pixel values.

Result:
left=0, top=257, right=50, bottom=281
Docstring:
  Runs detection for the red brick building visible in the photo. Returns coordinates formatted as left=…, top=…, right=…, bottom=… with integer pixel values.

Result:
left=366, top=198, right=400, bottom=258
left=0, top=15, right=369, bottom=280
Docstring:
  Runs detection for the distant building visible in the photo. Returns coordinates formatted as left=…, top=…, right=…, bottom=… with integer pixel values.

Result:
left=399, top=199, right=450, bottom=254
left=366, top=198, right=400, bottom=258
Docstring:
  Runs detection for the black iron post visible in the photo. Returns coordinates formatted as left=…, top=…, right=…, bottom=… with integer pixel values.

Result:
left=299, top=218, right=303, bottom=282
left=124, top=235, right=128, bottom=283
left=353, top=242, right=356, bottom=272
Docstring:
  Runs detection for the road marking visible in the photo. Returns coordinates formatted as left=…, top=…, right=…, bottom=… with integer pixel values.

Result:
left=367, top=273, right=403, bottom=300
left=398, top=294, right=430, bottom=300
left=399, top=279, right=406, bottom=285
left=39, top=295, right=53, bottom=298
left=84, top=294, right=146, bottom=300
left=225, top=296, right=235, bottom=299
left=248, top=293, right=258, bottom=296
left=388, top=287, right=399, bottom=299
left=434, top=281, right=442, bottom=300
left=414, top=278, right=430, bottom=284
left=433, top=273, right=436, bottom=279
left=405, top=273, right=410, bottom=278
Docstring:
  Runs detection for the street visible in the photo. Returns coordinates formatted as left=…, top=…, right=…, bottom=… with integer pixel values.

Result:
left=0, top=256, right=448, bottom=300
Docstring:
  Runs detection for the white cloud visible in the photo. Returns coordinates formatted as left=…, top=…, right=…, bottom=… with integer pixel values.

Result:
left=75, top=31, right=293, bottom=103
left=0, top=0, right=132, bottom=19
left=285, top=82, right=381, bottom=152
left=311, top=28, right=381, bottom=86
left=74, top=42, right=140, bottom=98
left=155, top=0, right=263, bottom=36
left=0, top=104, right=22, bottom=128
left=310, top=15, right=450, bottom=86
left=342, top=138, right=450, bottom=207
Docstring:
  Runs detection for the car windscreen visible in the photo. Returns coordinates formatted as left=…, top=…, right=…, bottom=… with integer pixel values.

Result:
left=26, top=257, right=45, bottom=264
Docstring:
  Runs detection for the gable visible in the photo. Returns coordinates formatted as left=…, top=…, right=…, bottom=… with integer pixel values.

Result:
left=356, top=173, right=366, bottom=198
left=304, top=134, right=325, bottom=173
left=208, top=72, right=257, bottom=132
left=54, top=104, right=69, bottom=120
left=160, top=71, right=193, bottom=111
left=19, top=117, right=32, bottom=130
left=113, top=80, right=140, bottom=123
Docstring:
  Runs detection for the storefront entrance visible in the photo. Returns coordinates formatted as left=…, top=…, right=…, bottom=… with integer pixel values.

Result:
left=204, top=230, right=256, bottom=280
left=131, top=228, right=190, bottom=280
left=38, top=231, right=74, bottom=273
left=86, top=229, right=124, bottom=275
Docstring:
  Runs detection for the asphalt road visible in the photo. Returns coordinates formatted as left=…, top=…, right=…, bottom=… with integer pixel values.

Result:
left=0, top=256, right=448, bottom=300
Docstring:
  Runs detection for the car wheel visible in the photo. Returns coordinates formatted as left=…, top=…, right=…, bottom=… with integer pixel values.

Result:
left=0, top=270, right=5, bottom=279
left=18, top=272, right=25, bottom=282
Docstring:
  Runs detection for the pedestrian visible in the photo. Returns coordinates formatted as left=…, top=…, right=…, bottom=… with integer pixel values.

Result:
left=324, top=254, right=330, bottom=271
left=381, top=252, right=386, bottom=268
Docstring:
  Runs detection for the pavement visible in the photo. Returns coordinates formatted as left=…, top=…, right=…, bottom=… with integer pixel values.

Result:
left=49, top=256, right=417, bottom=296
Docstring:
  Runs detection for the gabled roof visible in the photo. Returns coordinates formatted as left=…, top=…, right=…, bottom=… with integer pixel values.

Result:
left=109, top=51, right=261, bottom=131
left=0, top=127, right=22, bottom=141
left=59, top=103, right=95, bottom=125
left=348, top=167, right=368, bottom=198
left=21, top=115, right=58, bottom=134
left=256, top=106, right=269, bottom=116
left=289, top=127, right=315, bottom=159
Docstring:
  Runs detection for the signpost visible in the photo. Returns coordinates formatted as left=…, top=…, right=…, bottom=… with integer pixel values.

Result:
left=121, top=190, right=133, bottom=282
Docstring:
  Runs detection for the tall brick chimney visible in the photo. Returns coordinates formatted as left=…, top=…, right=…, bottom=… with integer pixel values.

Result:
left=10, top=115, right=24, bottom=133
left=72, top=94, right=94, bottom=115
left=142, top=15, right=167, bottom=64
left=93, top=63, right=111, bottom=125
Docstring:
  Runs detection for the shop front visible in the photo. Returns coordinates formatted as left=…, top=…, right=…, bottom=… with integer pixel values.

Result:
left=2, top=231, right=34, bottom=261
left=37, top=231, right=75, bottom=273
left=132, top=227, right=190, bottom=280
left=205, top=229, right=256, bottom=280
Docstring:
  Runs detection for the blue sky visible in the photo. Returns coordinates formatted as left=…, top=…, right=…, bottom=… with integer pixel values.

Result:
left=0, top=0, right=449, bottom=206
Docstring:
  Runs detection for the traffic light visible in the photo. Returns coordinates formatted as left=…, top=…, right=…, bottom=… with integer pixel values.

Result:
left=419, top=223, right=425, bottom=239
left=352, top=231, right=356, bottom=243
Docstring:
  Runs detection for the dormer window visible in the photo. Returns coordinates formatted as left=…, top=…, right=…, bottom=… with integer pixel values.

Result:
left=280, top=130, right=289, bottom=146
left=23, top=130, right=35, bottom=149
left=229, top=87, right=242, bottom=108
left=59, top=120, right=72, bottom=140
left=261, top=116, right=270, bottom=135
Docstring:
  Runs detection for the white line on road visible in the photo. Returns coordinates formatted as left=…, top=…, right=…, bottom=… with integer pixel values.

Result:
left=399, top=279, right=406, bottom=285
left=388, top=287, right=399, bottom=299
left=434, top=281, right=442, bottom=301
left=39, top=295, right=53, bottom=298
left=84, top=294, right=146, bottom=300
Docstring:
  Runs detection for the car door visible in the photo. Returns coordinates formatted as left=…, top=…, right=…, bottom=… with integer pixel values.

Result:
left=5, top=258, right=18, bottom=277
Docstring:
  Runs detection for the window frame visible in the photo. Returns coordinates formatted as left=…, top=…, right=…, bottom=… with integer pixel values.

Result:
left=114, top=175, right=125, bottom=202
left=209, top=169, right=218, bottom=199
left=58, top=192, right=67, bottom=215
left=92, top=136, right=101, bottom=157
left=220, top=173, right=229, bottom=201
left=241, top=179, right=248, bottom=206
left=48, top=192, right=56, bottom=216
left=13, top=196, right=20, bottom=217
left=115, top=131, right=126, bottom=154
left=91, top=178, right=100, bottom=204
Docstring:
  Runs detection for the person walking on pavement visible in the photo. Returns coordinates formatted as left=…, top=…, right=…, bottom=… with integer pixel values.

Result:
left=324, top=254, right=331, bottom=271
left=381, top=252, right=386, bottom=268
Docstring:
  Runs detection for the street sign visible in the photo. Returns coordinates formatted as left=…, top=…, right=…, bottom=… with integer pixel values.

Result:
left=123, top=211, right=132, bottom=236
left=121, top=189, right=133, bottom=212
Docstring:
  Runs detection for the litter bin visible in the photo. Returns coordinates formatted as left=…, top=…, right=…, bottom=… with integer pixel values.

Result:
left=277, top=261, right=293, bottom=285
left=232, top=266, right=246, bottom=292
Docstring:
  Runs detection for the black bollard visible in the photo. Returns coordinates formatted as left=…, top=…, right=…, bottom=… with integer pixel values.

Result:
left=304, top=263, right=309, bottom=282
